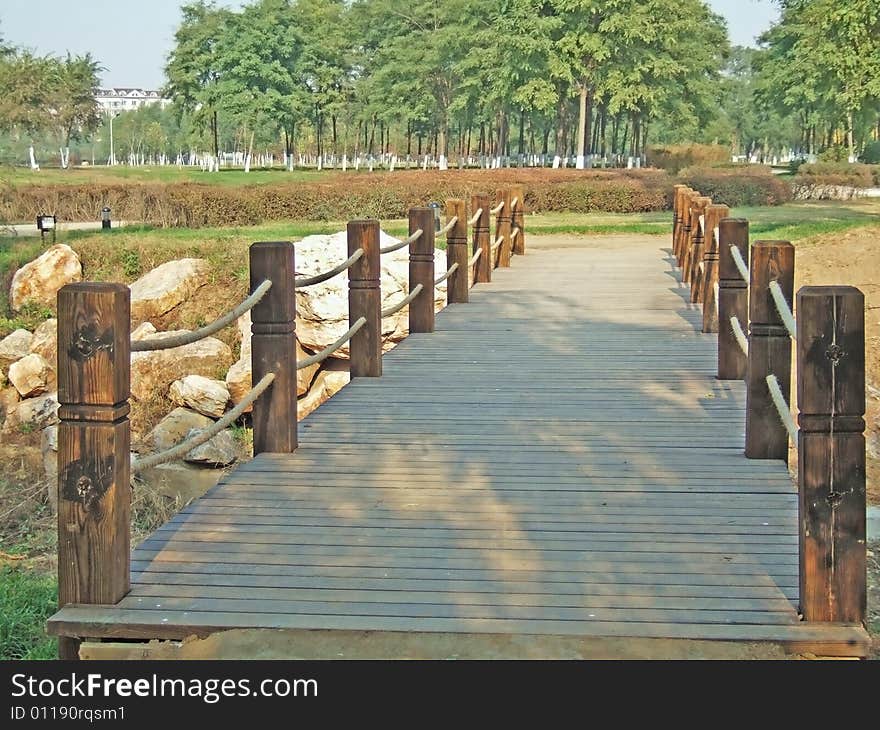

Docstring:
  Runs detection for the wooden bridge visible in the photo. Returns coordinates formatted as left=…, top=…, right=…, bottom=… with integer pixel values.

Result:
left=47, top=187, right=871, bottom=659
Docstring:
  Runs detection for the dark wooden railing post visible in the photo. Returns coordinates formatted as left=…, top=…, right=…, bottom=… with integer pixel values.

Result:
left=672, top=184, right=687, bottom=260
left=495, top=189, right=513, bottom=268
left=409, top=206, right=436, bottom=333
left=685, top=196, right=711, bottom=288
left=57, top=282, right=132, bottom=660
left=700, top=203, right=730, bottom=328
left=717, top=218, right=749, bottom=380
left=472, top=193, right=491, bottom=284
left=445, top=198, right=468, bottom=304
left=796, top=286, right=866, bottom=623
left=511, top=184, right=525, bottom=255
left=348, top=219, right=382, bottom=377
left=677, top=190, right=697, bottom=268
left=250, top=242, right=298, bottom=454
left=745, top=240, right=794, bottom=462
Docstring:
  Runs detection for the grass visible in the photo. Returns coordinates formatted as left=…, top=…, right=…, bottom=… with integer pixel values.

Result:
left=0, top=565, right=57, bottom=659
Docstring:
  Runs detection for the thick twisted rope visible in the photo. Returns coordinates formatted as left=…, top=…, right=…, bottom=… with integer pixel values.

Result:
left=295, top=248, right=364, bottom=287
left=381, top=283, right=424, bottom=317
left=131, top=280, right=272, bottom=352
left=468, top=209, right=483, bottom=226
left=510, top=197, right=518, bottom=210
left=490, top=201, right=504, bottom=215
left=434, top=262, right=459, bottom=285
left=769, top=280, right=797, bottom=340
left=730, top=315, right=749, bottom=356
left=468, top=248, right=482, bottom=267
left=437, top=216, right=459, bottom=236
left=491, top=235, right=504, bottom=250
left=766, top=374, right=798, bottom=444
left=380, top=229, right=423, bottom=254
left=297, top=317, right=366, bottom=369
left=713, top=281, right=720, bottom=316
left=730, top=245, right=749, bottom=283
left=131, top=373, right=275, bottom=472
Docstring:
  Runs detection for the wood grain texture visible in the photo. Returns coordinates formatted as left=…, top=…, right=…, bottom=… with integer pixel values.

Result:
left=495, top=189, right=513, bottom=268
left=746, top=241, right=794, bottom=461
left=445, top=199, right=468, bottom=303
left=700, top=204, right=730, bottom=332
left=250, top=242, right=297, bottom=454
left=511, top=185, right=525, bottom=255
left=348, top=220, right=382, bottom=377
left=56, top=283, right=131, bottom=659
left=718, top=219, right=749, bottom=380
left=408, top=207, right=436, bottom=333
left=47, top=235, right=832, bottom=654
left=796, top=286, right=866, bottom=623
left=471, top=193, right=491, bottom=284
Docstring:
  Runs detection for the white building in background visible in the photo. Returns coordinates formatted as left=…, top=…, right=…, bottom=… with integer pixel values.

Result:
left=95, top=88, right=171, bottom=113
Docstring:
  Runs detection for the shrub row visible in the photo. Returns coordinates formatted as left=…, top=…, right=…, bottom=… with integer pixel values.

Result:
left=0, top=169, right=675, bottom=226
left=646, top=144, right=729, bottom=174
left=677, top=166, right=792, bottom=207
left=793, top=162, right=880, bottom=189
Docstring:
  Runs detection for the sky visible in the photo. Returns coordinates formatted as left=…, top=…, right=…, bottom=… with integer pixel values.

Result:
left=0, top=0, right=781, bottom=89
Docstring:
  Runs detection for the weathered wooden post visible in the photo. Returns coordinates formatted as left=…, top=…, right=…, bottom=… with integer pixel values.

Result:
left=717, top=218, right=750, bottom=380
left=348, top=219, right=382, bottom=377
left=511, top=185, right=525, bottom=255
left=57, top=282, right=131, bottom=660
left=677, top=190, right=698, bottom=269
left=745, top=240, right=794, bottom=462
left=250, top=242, right=298, bottom=454
left=471, top=193, right=491, bottom=284
left=409, top=206, right=436, bottom=333
left=672, top=184, right=687, bottom=259
left=495, top=189, right=513, bottom=268
left=445, top=198, right=468, bottom=304
left=699, top=203, right=730, bottom=326
left=684, top=196, right=711, bottom=288
left=797, top=286, right=866, bottom=624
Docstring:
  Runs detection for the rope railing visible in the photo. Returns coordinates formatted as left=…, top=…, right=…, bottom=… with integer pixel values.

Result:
left=295, top=248, right=364, bottom=287
left=437, top=216, right=459, bottom=236
left=730, top=315, right=749, bottom=356
left=766, top=373, right=798, bottom=444
left=379, top=229, right=423, bottom=255
left=489, top=201, right=504, bottom=215
left=131, top=280, right=273, bottom=352
left=511, top=228, right=520, bottom=241
left=713, top=281, right=720, bottom=316
left=491, top=235, right=504, bottom=250
left=297, top=317, right=366, bottom=370
left=434, top=262, right=459, bottom=285
left=131, top=373, right=276, bottom=473
left=468, top=248, right=482, bottom=267
left=730, top=244, right=749, bottom=283
left=769, top=280, right=797, bottom=340
left=468, top=209, right=483, bottom=226
left=381, top=283, right=424, bottom=318
left=510, top=197, right=519, bottom=210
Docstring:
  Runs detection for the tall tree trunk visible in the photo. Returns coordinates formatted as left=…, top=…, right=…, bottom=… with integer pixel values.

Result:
left=332, top=114, right=338, bottom=153
left=600, top=106, right=607, bottom=157
left=554, top=98, right=567, bottom=159
left=576, top=85, right=588, bottom=167
left=518, top=109, right=525, bottom=155
left=368, top=115, right=376, bottom=155
left=847, top=110, right=855, bottom=161
left=212, top=109, right=219, bottom=159
left=406, top=120, right=412, bottom=155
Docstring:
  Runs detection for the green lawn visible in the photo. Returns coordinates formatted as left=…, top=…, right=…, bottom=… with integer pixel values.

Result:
left=0, top=566, right=57, bottom=660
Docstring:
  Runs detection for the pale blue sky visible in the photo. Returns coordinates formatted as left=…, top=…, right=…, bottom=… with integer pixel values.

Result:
left=0, top=0, right=780, bottom=88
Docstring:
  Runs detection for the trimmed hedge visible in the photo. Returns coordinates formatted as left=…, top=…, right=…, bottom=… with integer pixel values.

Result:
left=0, top=169, right=673, bottom=227
left=646, top=144, right=730, bottom=174
left=677, top=166, right=792, bottom=207
left=793, top=162, right=880, bottom=189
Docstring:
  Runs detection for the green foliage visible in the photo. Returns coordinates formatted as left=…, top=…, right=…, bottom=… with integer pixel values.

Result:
left=677, top=166, right=792, bottom=207
left=0, top=566, right=57, bottom=660
left=794, top=162, right=880, bottom=188
left=862, top=141, right=880, bottom=165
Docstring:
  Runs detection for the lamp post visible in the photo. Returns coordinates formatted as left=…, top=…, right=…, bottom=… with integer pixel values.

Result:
left=429, top=201, right=441, bottom=232
left=36, top=214, right=56, bottom=243
left=102, top=207, right=111, bottom=230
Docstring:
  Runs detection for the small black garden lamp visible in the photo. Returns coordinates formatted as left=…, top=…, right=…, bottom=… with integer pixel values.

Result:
left=429, top=201, right=441, bottom=232
left=36, top=214, right=56, bottom=243
left=102, top=206, right=111, bottom=230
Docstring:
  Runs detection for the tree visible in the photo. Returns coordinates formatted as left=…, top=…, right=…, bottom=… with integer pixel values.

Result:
left=49, top=54, right=103, bottom=167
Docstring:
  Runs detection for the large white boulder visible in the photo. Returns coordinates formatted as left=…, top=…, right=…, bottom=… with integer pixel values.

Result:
left=8, top=353, right=53, bottom=397
left=225, top=339, right=319, bottom=412
left=129, top=258, right=210, bottom=321
left=0, top=329, right=34, bottom=369
left=2, top=391, right=59, bottom=433
left=29, top=318, right=57, bottom=365
left=298, top=369, right=350, bottom=418
left=183, top=427, right=240, bottom=466
left=169, top=375, right=230, bottom=418
left=294, top=230, right=447, bottom=358
left=139, top=407, right=213, bottom=453
left=9, top=244, right=82, bottom=311
left=130, top=325, right=233, bottom=402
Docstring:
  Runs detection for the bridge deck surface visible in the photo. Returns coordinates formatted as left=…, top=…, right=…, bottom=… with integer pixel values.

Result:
left=48, top=235, right=869, bottom=657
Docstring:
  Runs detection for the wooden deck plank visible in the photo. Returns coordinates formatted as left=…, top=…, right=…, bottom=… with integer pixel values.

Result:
left=47, top=235, right=837, bottom=655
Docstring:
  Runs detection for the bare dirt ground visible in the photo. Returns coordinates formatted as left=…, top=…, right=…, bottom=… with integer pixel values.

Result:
left=794, top=225, right=880, bottom=504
